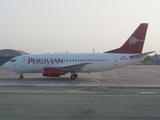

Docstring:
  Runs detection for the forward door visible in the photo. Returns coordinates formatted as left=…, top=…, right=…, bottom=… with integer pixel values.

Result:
left=22, top=56, right=27, bottom=67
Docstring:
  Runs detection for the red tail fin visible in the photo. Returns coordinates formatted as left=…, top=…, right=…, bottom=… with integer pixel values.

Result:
left=105, top=23, right=148, bottom=54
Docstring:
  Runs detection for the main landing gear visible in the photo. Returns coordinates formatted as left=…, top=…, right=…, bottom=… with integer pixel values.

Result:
left=70, top=73, right=78, bottom=80
left=19, top=73, right=24, bottom=79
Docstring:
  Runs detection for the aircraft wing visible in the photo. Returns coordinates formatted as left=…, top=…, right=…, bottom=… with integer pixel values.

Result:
left=129, top=51, right=155, bottom=59
left=59, top=62, right=92, bottom=72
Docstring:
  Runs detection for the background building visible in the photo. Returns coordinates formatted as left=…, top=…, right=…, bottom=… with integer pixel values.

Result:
left=152, top=54, right=160, bottom=65
left=0, top=49, right=28, bottom=65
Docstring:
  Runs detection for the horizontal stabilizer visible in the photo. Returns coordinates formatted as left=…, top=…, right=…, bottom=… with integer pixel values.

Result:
left=129, top=51, right=155, bottom=59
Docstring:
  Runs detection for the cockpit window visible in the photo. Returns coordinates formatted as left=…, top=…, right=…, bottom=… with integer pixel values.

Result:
left=11, top=59, right=16, bottom=62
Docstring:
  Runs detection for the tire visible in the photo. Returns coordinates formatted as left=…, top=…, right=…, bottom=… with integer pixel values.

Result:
left=70, top=75, right=76, bottom=80
left=19, top=75, right=23, bottom=79
left=74, top=74, right=78, bottom=78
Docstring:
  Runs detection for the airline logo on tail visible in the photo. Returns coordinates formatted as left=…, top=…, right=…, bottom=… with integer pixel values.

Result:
left=129, top=36, right=143, bottom=46
left=105, top=23, right=148, bottom=54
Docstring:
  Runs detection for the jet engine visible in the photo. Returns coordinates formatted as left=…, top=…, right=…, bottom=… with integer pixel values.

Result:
left=42, top=67, right=63, bottom=77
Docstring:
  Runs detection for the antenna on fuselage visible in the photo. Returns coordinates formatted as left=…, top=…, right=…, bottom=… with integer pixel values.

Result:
left=92, top=49, right=95, bottom=53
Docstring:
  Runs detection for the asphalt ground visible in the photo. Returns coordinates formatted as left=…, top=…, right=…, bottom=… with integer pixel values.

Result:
left=0, top=65, right=160, bottom=87
left=0, top=65, right=160, bottom=119
left=0, top=87, right=160, bottom=120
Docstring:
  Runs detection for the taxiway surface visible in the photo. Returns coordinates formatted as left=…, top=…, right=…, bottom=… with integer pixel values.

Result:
left=1, top=65, right=160, bottom=119
left=0, top=65, right=160, bottom=87
left=0, top=87, right=160, bottom=120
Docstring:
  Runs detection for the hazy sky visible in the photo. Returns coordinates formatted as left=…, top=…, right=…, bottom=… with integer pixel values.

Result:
left=0, top=0, right=160, bottom=54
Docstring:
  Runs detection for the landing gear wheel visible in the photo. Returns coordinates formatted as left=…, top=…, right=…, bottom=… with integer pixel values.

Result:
left=19, top=75, right=23, bottom=79
left=74, top=74, right=78, bottom=78
left=71, top=75, right=75, bottom=80
left=70, top=74, right=78, bottom=80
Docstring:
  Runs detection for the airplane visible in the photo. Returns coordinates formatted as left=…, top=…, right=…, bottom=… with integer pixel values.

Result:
left=3, top=23, right=154, bottom=80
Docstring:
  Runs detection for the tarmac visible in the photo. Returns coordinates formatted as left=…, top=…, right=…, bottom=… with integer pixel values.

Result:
left=0, top=65, right=160, bottom=87
left=0, top=65, right=160, bottom=120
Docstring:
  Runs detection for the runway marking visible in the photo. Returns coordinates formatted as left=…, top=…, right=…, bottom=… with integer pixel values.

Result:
left=97, top=72, right=102, bottom=86
left=135, top=69, right=159, bottom=81
left=141, top=92, right=156, bottom=94
left=146, top=69, right=160, bottom=74
left=137, top=69, right=160, bottom=81
left=135, top=71, right=153, bottom=79
left=112, top=70, right=125, bottom=86
left=1, top=90, right=157, bottom=95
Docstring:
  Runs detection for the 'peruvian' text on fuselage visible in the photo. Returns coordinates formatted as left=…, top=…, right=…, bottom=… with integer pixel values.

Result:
left=28, top=58, right=63, bottom=64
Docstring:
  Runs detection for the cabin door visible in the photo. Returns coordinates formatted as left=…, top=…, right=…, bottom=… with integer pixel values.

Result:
left=22, top=56, right=27, bottom=66
left=114, top=56, right=118, bottom=66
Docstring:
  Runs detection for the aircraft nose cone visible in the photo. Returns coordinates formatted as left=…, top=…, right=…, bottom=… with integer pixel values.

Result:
left=3, top=62, right=10, bottom=69
left=3, top=62, right=6, bottom=67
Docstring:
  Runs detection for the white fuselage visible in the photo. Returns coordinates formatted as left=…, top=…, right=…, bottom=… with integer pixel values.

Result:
left=3, top=53, right=145, bottom=74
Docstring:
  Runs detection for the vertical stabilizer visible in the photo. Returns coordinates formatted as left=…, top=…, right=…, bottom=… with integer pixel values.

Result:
left=105, top=23, right=148, bottom=54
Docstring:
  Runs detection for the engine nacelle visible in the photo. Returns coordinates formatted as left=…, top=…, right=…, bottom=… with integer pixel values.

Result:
left=42, top=67, right=61, bottom=77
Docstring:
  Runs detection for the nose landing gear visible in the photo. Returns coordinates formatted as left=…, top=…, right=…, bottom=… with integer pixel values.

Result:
left=19, top=75, right=23, bottom=79
left=19, top=73, right=24, bottom=79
